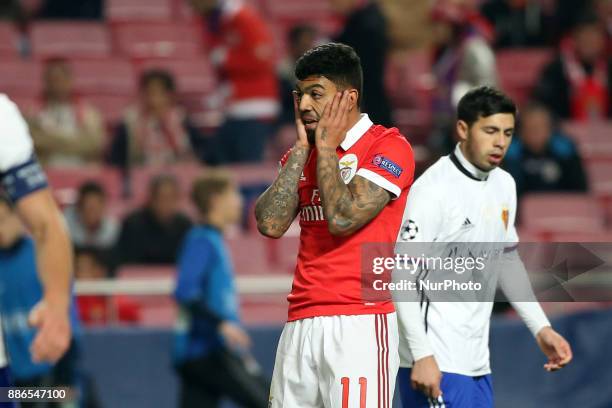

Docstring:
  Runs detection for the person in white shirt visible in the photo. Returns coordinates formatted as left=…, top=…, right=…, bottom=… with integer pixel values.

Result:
left=0, top=94, right=72, bottom=388
left=394, top=87, right=572, bottom=408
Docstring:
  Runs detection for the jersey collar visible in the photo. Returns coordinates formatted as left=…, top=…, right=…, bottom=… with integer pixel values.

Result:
left=451, top=143, right=490, bottom=181
left=339, top=114, right=373, bottom=151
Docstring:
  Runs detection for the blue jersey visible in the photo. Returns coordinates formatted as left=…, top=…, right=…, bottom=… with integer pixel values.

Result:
left=0, top=237, right=80, bottom=381
left=173, top=225, right=240, bottom=363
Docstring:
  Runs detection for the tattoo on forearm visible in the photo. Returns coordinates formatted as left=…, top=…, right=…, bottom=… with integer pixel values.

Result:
left=255, top=146, right=310, bottom=236
left=316, top=146, right=391, bottom=235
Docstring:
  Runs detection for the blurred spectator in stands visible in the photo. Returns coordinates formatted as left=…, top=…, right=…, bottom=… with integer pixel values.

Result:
left=74, top=247, right=141, bottom=326
left=278, top=25, right=318, bottom=127
left=109, top=70, right=203, bottom=170
left=480, top=0, right=556, bottom=48
left=174, top=170, right=269, bottom=408
left=504, top=103, right=588, bottom=196
left=29, top=58, right=105, bottom=166
left=429, top=0, right=498, bottom=154
left=0, top=0, right=43, bottom=56
left=114, top=175, right=192, bottom=266
left=64, top=181, right=119, bottom=255
left=0, top=195, right=99, bottom=407
left=38, top=0, right=102, bottom=20
left=331, top=0, right=394, bottom=127
left=189, top=0, right=279, bottom=164
left=533, top=12, right=612, bottom=121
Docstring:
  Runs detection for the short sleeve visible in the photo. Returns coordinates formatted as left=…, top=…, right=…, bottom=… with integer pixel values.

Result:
left=0, top=95, right=48, bottom=201
left=355, top=132, right=415, bottom=199
left=397, top=182, right=442, bottom=243
left=0, top=95, right=34, bottom=172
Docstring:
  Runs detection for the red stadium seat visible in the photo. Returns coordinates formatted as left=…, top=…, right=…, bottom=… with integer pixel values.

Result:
left=226, top=233, right=271, bottom=275
left=45, top=165, right=123, bottom=204
left=71, top=58, right=137, bottom=96
left=563, top=121, right=612, bottom=162
left=520, top=193, right=606, bottom=234
left=7, top=95, right=41, bottom=117
left=113, top=22, right=203, bottom=59
left=31, top=22, right=112, bottom=58
left=586, top=162, right=612, bottom=199
left=497, top=48, right=553, bottom=106
left=0, top=23, right=20, bottom=58
left=79, top=94, right=134, bottom=128
left=0, top=60, right=43, bottom=97
left=106, top=0, right=173, bottom=22
left=136, top=58, right=215, bottom=94
left=563, top=121, right=612, bottom=143
left=264, top=0, right=330, bottom=21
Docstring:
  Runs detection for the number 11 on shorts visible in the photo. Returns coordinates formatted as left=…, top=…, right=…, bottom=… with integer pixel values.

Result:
left=341, top=377, right=367, bottom=408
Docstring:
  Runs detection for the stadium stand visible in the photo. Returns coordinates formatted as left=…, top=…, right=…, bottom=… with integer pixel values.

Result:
left=520, top=193, right=607, bottom=236
left=30, top=22, right=112, bottom=59
left=112, top=21, right=203, bottom=59
left=0, top=23, right=20, bottom=58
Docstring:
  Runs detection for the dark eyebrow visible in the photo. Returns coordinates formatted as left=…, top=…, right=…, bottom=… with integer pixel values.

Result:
left=295, top=84, right=325, bottom=93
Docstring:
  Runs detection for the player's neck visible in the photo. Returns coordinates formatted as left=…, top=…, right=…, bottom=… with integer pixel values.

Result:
left=202, top=212, right=227, bottom=233
left=455, top=143, right=490, bottom=181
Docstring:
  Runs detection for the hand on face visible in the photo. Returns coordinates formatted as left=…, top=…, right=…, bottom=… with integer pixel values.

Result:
left=315, top=91, right=352, bottom=150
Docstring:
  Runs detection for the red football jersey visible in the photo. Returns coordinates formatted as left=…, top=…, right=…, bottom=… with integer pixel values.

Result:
left=280, top=115, right=415, bottom=321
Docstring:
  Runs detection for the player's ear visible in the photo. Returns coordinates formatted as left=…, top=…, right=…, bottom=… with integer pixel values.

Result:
left=456, top=120, right=469, bottom=142
left=347, top=89, right=358, bottom=111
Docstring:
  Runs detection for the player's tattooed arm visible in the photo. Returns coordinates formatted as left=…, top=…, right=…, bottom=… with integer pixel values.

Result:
left=254, top=145, right=309, bottom=238
left=317, top=146, right=391, bottom=236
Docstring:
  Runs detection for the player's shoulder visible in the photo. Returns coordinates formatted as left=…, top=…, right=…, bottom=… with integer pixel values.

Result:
left=369, top=125, right=410, bottom=145
left=415, top=155, right=452, bottom=186
left=366, top=124, right=413, bottom=158
left=409, top=157, right=448, bottom=197
left=490, top=166, right=517, bottom=191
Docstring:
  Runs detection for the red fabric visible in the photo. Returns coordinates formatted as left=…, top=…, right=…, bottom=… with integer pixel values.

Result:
left=562, top=38, right=609, bottom=121
left=280, top=125, right=415, bottom=321
left=77, top=295, right=142, bottom=325
left=206, top=4, right=278, bottom=104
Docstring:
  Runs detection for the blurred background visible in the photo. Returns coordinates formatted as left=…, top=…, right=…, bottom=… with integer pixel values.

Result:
left=0, top=0, right=611, bottom=406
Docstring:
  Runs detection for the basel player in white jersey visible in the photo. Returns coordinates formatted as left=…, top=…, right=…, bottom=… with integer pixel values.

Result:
left=394, top=87, right=573, bottom=408
left=0, top=94, right=72, bottom=388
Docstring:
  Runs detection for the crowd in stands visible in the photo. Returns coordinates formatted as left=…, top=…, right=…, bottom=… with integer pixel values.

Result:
left=0, top=0, right=610, bottom=327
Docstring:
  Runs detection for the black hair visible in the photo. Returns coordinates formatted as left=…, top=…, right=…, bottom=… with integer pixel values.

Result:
left=457, top=86, right=517, bottom=127
left=139, top=69, right=176, bottom=93
left=149, top=174, right=179, bottom=197
left=77, top=181, right=106, bottom=206
left=295, top=42, right=363, bottom=106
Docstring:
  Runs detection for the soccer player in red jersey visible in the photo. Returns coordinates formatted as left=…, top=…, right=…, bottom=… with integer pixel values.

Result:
left=255, top=43, right=415, bottom=408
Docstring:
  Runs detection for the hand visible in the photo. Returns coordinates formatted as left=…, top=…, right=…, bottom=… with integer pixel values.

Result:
left=28, top=299, right=71, bottom=363
left=536, top=326, right=572, bottom=371
left=219, top=321, right=252, bottom=351
left=411, top=355, right=443, bottom=399
left=293, top=92, right=310, bottom=149
left=315, top=91, right=351, bottom=150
